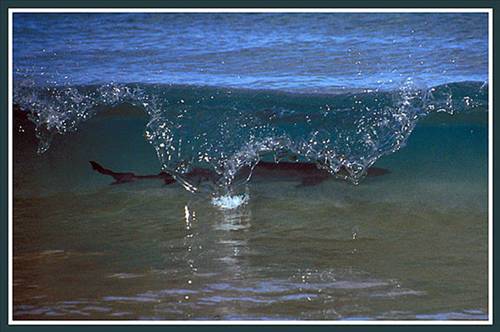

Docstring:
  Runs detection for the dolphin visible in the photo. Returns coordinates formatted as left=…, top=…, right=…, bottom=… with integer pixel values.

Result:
left=89, top=161, right=176, bottom=185
left=89, top=160, right=389, bottom=187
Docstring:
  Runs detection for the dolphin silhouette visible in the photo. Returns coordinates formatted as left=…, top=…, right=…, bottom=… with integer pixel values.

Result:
left=90, top=160, right=389, bottom=187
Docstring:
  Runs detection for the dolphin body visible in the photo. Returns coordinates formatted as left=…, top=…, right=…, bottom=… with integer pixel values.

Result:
left=89, top=160, right=389, bottom=187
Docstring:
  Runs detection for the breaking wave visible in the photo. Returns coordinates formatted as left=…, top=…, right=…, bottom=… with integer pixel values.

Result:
left=13, top=80, right=488, bottom=196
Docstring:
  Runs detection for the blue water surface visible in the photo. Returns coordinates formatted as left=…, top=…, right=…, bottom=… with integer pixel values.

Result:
left=13, top=13, right=488, bottom=91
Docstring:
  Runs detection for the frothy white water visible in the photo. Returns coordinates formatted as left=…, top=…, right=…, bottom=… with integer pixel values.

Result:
left=211, top=194, right=249, bottom=210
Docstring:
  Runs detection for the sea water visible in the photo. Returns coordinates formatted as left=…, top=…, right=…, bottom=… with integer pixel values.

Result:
left=12, top=13, right=488, bottom=320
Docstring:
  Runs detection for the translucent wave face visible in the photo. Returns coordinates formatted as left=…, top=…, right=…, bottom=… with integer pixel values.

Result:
left=13, top=81, right=159, bottom=153
left=13, top=80, right=488, bottom=197
left=143, top=80, right=487, bottom=195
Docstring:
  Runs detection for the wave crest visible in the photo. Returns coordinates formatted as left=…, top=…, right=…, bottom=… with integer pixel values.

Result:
left=13, top=80, right=488, bottom=194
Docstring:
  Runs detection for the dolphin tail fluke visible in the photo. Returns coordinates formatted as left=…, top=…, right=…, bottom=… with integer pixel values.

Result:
left=90, top=161, right=112, bottom=175
left=89, top=160, right=135, bottom=184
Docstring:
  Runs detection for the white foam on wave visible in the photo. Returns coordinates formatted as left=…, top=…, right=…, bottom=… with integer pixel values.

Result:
left=211, top=194, right=249, bottom=210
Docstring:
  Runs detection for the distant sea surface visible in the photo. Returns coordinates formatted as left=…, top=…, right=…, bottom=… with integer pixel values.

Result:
left=14, top=13, right=488, bottom=90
